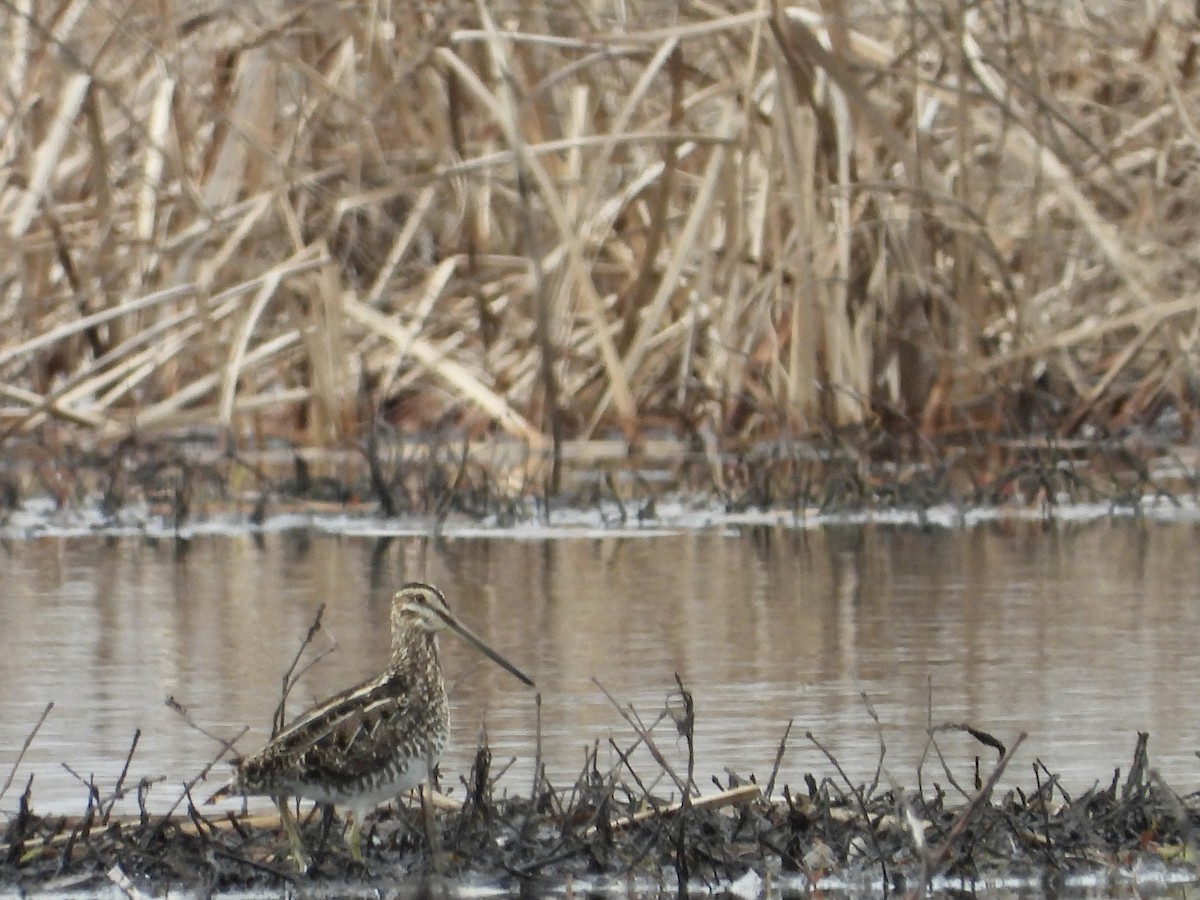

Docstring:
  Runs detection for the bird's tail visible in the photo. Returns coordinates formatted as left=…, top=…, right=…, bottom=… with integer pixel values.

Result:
left=204, top=765, right=244, bottom=805
left=205, top=782, right=234, bottom=805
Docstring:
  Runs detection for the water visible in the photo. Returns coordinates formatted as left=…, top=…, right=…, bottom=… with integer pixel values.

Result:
left=2, top=518, right=1199, bottom=819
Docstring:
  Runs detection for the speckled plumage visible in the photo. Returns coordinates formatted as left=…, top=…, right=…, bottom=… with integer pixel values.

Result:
left=211, top=581, right=533, bottom=865
left=232, top=627, right=449, bottom=806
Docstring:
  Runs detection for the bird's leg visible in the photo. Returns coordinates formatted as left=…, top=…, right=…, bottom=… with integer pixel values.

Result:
left=347, top=811, right=363, bottom=862
left=421, top=771, right=443, bottom=874
left=275, top=796, right=311, bottom=872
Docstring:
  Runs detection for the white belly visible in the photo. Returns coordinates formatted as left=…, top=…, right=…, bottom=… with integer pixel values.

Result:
left=298, top=757, right=433, bottom=808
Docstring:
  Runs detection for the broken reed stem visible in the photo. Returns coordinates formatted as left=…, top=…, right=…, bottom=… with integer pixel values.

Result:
left=805, top=729, right=886, bottom=866
left=923, top=721, right=1007, bottom=803
left=273, top=604, right=329, bottom=738
left=589, top=784, right=760, bottom=835
left=481, top=15, right=563, bottom=492
left=530, top=690, right=544, bottom=805
left=165, top=695, right=247, bottom=761
left=593, top=677, right=690, bottom=797
left=0, top=700, right=53, bottom=804
left=860, top=691, right=887, bottom=798
left=672, top=674, right=697, bottom=797
left=920, top=732, right=1027, bottom=883
left=763, top=717, right=792, bottom=802
left=1031, top=762, right=1059, bottom=869
left=671, top=675, right=696, bottom=900
left=100, top=729, right=140, bottom=826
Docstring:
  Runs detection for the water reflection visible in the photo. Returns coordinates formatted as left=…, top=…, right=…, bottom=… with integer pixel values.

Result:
left=1, top=520, right=1197, bottom=816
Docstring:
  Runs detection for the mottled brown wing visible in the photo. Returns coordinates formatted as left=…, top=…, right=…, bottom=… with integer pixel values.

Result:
left=238, top=668, right=444, bottom=796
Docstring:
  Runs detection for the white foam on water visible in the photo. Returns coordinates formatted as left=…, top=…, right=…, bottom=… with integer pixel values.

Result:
left=5, top=491, right=1200, bottom=541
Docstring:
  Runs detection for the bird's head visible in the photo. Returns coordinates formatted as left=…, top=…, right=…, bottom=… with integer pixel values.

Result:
left=389, top=581, right=534, bottom=687
left=392, top=582, right=454, bottom=635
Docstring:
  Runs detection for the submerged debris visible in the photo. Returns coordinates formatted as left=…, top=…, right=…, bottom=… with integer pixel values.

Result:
left=2, top=685, right=1198, bottom=896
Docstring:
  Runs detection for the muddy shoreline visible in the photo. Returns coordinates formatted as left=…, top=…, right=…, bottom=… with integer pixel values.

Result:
left=3, top=723, right=1198, bottom=896
left=3, top=431, right=1199, bottom=540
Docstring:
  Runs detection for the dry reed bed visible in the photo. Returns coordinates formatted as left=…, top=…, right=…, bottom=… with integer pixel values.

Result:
left=2, top=1, right=1199, bottom=483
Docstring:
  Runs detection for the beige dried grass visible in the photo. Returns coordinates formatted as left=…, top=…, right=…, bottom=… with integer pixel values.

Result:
left=2, top=0, right=1199, bottom=473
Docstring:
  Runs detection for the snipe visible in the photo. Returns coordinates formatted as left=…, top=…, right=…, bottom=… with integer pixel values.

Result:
left=209, top=581, right=534, bottom=868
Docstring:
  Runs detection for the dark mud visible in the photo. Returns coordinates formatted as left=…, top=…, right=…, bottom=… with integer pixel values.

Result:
left=3, top=693, right=1199, bottom=897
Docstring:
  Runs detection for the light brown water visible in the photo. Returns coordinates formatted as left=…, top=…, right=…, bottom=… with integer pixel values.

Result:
left=2, top=519, right=1199, bottom=817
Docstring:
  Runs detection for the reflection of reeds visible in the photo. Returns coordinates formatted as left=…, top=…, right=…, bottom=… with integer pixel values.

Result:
left=2, top=2, right=1197, bottom=455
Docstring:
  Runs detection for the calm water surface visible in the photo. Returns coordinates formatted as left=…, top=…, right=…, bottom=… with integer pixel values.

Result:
left=2, top=519, right=1199, bottom=816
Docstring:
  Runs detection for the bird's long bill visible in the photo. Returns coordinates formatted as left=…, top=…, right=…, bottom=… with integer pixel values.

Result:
left=442, top=612, right=534, bottom=687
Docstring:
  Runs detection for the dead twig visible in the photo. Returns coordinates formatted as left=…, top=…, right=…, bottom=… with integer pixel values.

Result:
left=914, top=732, right=1028, bottom=896
left=0, top=701, right=52, bottom=804
left=273, top=604, right=331, bottom=737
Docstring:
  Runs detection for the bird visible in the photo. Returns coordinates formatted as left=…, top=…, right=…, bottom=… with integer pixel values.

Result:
left=208, top=581, right=534, bottom=868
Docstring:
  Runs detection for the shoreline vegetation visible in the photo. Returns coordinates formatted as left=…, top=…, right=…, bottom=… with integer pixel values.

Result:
left=4, top=678, right=1199, bottom=895
left=4, top=2, right=1200, bottom=519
